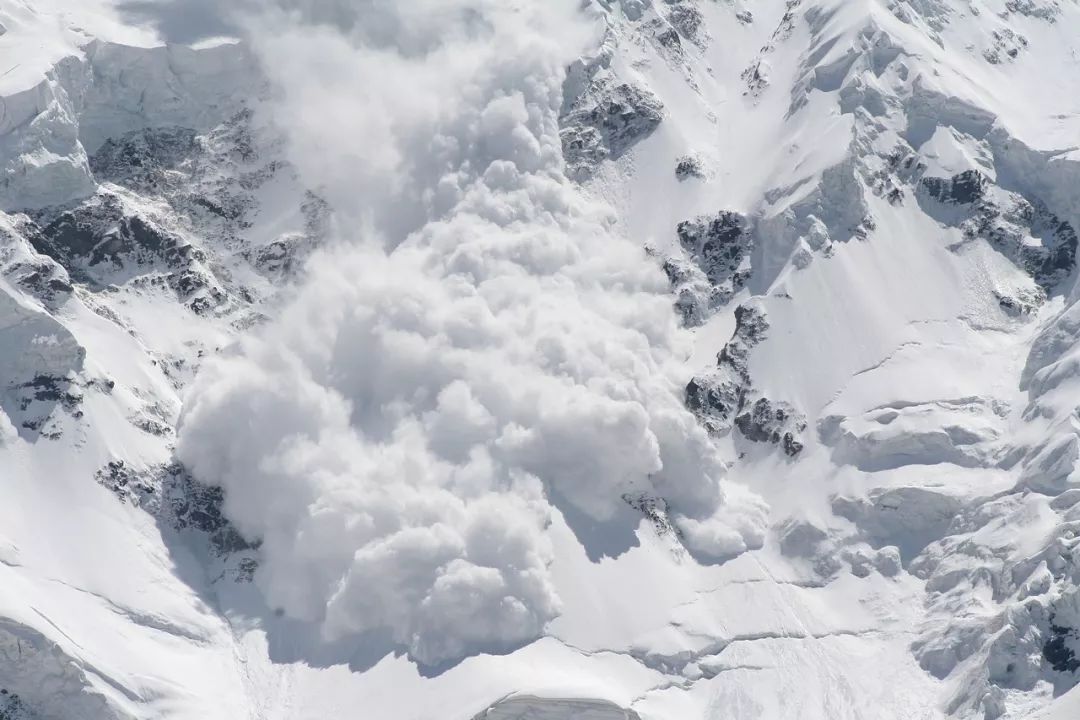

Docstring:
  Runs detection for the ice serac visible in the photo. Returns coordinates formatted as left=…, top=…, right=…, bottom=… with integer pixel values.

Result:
left=78, top=40, right=256, bottom=154
left=0, top=619, right=124, bottom=720
left=0, top=283, right=84, bottom=439
left=4, top=0, right=1080, bottom=719
left=473, top=696, right=641, bottom=720
left=0, top=28, right=253, bottom=212
left=0, top=56, right=95, bottom=211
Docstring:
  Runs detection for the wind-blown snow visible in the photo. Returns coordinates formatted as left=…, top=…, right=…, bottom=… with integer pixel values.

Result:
left=175, top=0, right=767, bottom=665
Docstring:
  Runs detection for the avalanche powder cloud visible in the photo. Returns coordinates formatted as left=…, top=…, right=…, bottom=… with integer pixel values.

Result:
left=176, top=0, right=769, bottom=665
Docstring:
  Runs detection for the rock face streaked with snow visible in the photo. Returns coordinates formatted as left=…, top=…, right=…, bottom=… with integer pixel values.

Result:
left=4, top=0, right=1080, bottom=719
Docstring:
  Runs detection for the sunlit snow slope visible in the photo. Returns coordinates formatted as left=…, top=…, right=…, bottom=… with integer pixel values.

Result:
left=3, top=1, right=1080, bottom=719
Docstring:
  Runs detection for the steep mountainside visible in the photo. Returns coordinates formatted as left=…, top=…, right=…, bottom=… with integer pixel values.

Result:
left=3, top=1, right=1080, bottom=719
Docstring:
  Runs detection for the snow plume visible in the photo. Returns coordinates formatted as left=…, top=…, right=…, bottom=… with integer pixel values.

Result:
left=176, top=0, right=769, bottom=665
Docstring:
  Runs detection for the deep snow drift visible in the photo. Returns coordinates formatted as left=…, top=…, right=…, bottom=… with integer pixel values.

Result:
left=4, top=0, right=1080, bottom=719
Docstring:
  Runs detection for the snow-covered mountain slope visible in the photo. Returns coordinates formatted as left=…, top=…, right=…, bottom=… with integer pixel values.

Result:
left=4, top=0, right=1080, bottom=718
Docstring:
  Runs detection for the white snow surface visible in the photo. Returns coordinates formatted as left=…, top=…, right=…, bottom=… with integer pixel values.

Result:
left=3, top=0, right=1080, bottom=719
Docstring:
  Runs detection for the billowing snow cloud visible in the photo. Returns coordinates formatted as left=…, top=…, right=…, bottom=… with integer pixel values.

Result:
left=176, top=0, right=768, bottom=665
